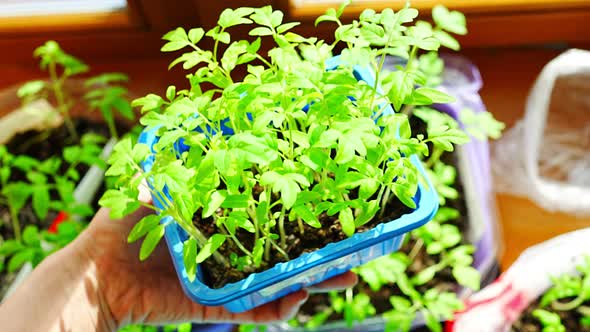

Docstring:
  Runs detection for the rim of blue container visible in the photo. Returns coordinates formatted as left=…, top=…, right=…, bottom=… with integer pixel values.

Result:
left=137, top=56, right=439, bottom=306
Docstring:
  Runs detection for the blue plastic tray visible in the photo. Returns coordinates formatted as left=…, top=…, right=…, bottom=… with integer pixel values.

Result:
left=138, top=57, right=439, bottom=313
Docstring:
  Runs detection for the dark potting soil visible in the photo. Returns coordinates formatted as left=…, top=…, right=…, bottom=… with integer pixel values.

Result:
left=199, top=194, right=414, bottom=289
left=511, top=298, right=590, bottom=332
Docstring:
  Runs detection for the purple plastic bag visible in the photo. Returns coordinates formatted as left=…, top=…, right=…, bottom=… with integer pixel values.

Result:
left=438, top=54, right=500, bottom=286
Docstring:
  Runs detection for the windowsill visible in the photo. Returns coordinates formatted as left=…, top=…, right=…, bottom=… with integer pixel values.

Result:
left=280, top=0, right=590, bottom=47
left=287, top=0, right=590, bottom=19
left=0, top=9, right=136, bottom=35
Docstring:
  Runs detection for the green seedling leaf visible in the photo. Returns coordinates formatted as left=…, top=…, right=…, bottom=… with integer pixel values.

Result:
left=221, top=194, right=250, bottom=209
left=305, top=310, right=331, bottom=329
left=433, top=30, right=460, bottom=51
left=32, top=185, right=50, bottom=220
left=183, top=237, right=198, bottom=281
left=452, top=266, right=481, bottom=290
left=411, top=265, right=438, bottom=285
left=140, top=224, right=166, bottom=261
left=17, top=80, right=45, bottom=99
left=132, top=94, right=165, bottom=114
left=293, top=205, right=321, bottom=228
left=532, top=309, right=566, bottom=332
left=99, top=187, right=141, bottom=219
left=218, top=7, right=254, bottom=28
left=315, top=8, right=339, bottom=26
left=432, top=5, right=467, bottom=35
left=423, top=309, right=443, bottom=332
left=2, top=183, right=32, bottom=213
left=388, top=71, right=414, bottom=111
left=22, top=225, right=40, bottom=246
left=338, top=207, right=355, bottom=237
left=0, top=240, right=25, bottom=256
left=8, top=248, right=34, bottom=272
left=128, top=215, right=161, bottom=243
left=188, top=28, right=205, bottom=44
left=460, top=108, right=505, bottom=140
left=413, top=87, right=456, bottom=104
left=161, top=28, right=190, bottom=52
left=196, top=234, right=226, bottom=263
left=252, top=238, right=265, bottom=267
left=427, top=126, right=470, bottom=151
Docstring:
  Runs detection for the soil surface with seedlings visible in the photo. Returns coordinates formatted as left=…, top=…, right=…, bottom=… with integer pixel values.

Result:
left=294, top=116, right=471, bottom=327
left=1, top=118, right=118, bottom=238
left=296, top=150, right=469, bottom=325
left=199, top=194, right=414, bottom=289
left=0, top=118, right=126, bottom=299
left=511, top=298, right=590, bottom=332
left=198, top=115, right=470, bottom=290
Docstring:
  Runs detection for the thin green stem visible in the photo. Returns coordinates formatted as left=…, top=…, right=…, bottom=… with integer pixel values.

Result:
left=264, top=222, right=271, bottom=261
left=139, top=201, right=158, bottom=211
left=263, top=185, right=272, bottom=261
left=379, top=186, right=392, bottom=218
left=408, top=238, right=423, bottom=261
left=106, top=118, right=118, bottom=140
left=287, top=116, right=296, bottom=159
left=9, top=207, right=21, bottom=242
left=406, top=46, right=418, bottom=70
left=255, top=54, right=273, bottom=69
left=296, top=217, right=304, bottom=236
left=346, top=287, right=354, bottom=304
left=424, top=148, right=443, bottom=169
left=369, top=24, right=397, bottom=113
left=369, top=55, right=387, bottom=113
left=552, top=295, right=587, bottom=311
left=577, top=305, right=590, bottom=316
left=401, top=105, right=415, bottom=117
left=18, top=130, right=52, bottom=153
left=247, top=206, right=259, bottom=242
left=278, top=205, right=287, bottom=250
left=49, top=61, right=77, bottom=142
left=370, top=103, right=390, bottom=122
left=225, top=226, right=253, bottom=257
left=265, top=232, right=290, bottom=261
left=213, top=27, right=224, bottom=62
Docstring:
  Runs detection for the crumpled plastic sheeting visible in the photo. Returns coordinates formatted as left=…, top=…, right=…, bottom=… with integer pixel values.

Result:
left=491, top=49, right=590, bottom=216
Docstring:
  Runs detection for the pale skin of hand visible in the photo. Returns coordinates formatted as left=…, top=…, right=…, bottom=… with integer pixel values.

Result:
left=0, top=202, right=357, bottom=332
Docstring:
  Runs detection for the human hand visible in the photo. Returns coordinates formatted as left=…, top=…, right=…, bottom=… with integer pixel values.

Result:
left=74, top=187, right=357, bottom=330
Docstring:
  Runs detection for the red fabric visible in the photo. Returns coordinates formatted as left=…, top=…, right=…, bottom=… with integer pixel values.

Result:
left=48, top=212, right=69, bottom=233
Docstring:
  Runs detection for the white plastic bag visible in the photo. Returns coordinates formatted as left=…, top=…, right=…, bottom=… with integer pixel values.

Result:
left=492, top=49, right=590, bottom=215
left=449, top=227, right=590, bottom=332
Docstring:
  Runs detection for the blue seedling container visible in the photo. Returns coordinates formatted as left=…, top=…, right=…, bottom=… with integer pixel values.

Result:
left=138, top=57, right=439, bottom=313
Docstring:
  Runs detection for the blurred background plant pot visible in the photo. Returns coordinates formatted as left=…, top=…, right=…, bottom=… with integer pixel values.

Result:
left=448, top=227, right=590, bottom=332
left=0, top=79, right=135, bottom=301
